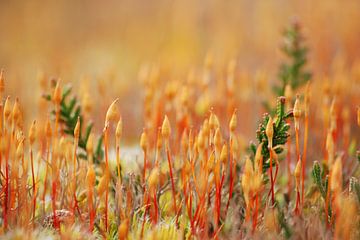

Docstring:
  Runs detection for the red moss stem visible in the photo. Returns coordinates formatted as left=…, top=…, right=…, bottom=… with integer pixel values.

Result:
left=302, top=115, right=308, bottom=205
left=52, top=181, right=59, bottom=229
left=88, top=188, right=95, bottom=232
left=42, top=140, right=50, bottom=213
left=252, top=193, right=259, bottom=234
left=225, top=142, right=234, bottom=215
left=30, top=148, right=36, bottom=227
left=325, top=173, right=331, bottom=228
left=104, top=127, right=109, bottom=232
left=140, top=192, right=150, bottom=238
left=166, top=144, right=177, bottom=216
left=294, top=190, right=301, bottom=215
left=3, top=153, right=9, bottom=230
left=143, top=150, right=147, bottom=185
left=153, top=190, right=158, bottom=224
left=269, top=149, right=275, bottom=205
left=286, top=120, right=292, bottom=196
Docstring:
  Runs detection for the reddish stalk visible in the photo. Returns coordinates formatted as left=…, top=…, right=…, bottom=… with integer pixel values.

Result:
left=0, top=138, right=2, bottom=184
left=42, top=138, right=50, bottom=213
left=268, top=149, right=275, bottom=205
left=52, top=107, right=60, bottom=230
left=140, top=191, right=150, bottom=238
left=153, top=190, right=158, bottom=224
left=88, top=188, right=95, bottom=232
left=165, top=143, right=177, bottom=216
left=143, top=150, right=147, bottom=185
left=30, top=147, right=36, bottom=226
left=302, top=113, right=308, bottom=205
left=325, top=173, right=331, bottom=228
left=295, top=128, right=300, bottom=166
left=103, top=125, right=109, bottom=232
left=189, top=192, right=195, bottom=234
left=245, top=193, right=253, bottom=222
left=193, top=188, right=207, bottom=225
left=214, top=184, right=220, bottom=229
left=218, top=168, right=225, bottom=220
left=3, top=143, right=9, bottom=230
left=9, top=123, right=16, bottom=217
left=294, top=190, right=301, bottom=216
left=286, top=120, right=292, bottom=196
left=213, top=223, right=224, bottom=239
left=116, top=144, right=121, bottom=180
left=225, top=140, right=234, bottom=215
left=51, top=180, right=59, bottom=229
left=72, top=137, right=78, bottom=219
left=252, top=193, right=259, bottom=234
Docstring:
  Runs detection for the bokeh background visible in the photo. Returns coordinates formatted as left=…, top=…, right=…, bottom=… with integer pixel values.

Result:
left=0, top=0, right=359, bottom=140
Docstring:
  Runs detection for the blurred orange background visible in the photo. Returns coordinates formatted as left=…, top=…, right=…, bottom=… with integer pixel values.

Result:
left=0, top=0, right=359, bottom=140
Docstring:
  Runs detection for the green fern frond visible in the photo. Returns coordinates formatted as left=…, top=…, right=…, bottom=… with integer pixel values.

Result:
left=253, top=97, right=290, bottom=174
left=276, top=20, right=311, bottom=97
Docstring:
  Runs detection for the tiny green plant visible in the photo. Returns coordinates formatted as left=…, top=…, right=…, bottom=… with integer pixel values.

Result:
left=43, top=81, right=103, bottom=163
left=275, top=19, right=312, bottom=97
left=312, top=161, right=332, bottom=223
left=250, top=98, right=291, bottom=168
left=249, top=97, right=291, bottom=205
